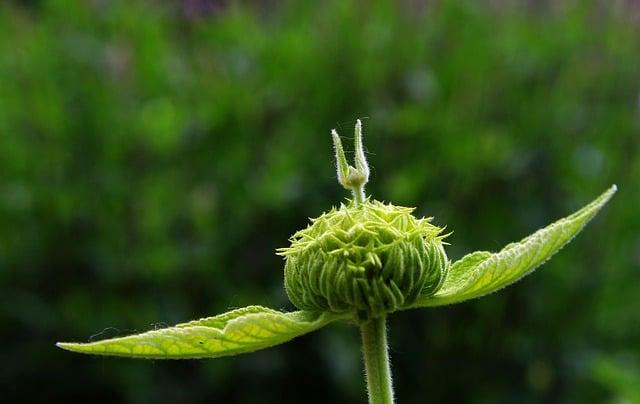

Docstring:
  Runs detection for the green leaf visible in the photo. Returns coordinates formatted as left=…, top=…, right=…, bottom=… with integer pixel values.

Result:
left=57, top=306, right=344, bottom=359
left=415, top=185, right=617, bottom=308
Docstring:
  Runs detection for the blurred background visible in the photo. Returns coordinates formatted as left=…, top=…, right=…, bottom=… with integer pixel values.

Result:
left=1, top=0, right=639, bottom=402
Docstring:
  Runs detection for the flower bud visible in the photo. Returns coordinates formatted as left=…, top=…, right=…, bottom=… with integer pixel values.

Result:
left=278, top=200, right=449, bottom=322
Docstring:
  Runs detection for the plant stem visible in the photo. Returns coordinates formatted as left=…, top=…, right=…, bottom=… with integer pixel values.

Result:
left=352, top=187, right=365, bottom=205
left=360, top=315, right=394, bottom=404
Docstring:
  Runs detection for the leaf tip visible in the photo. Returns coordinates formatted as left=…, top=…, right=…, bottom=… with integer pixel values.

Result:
left=56, top=342, right=77, bottom=352
left=599, top=184, right=617, bottom=205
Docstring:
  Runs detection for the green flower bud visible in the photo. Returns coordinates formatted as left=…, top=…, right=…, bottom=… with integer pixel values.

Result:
left=278, top=199, right=449, bottom=322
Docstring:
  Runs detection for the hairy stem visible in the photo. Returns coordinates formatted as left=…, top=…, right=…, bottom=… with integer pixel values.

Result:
left=360, top=316, right=394, bottom=404
left=352, top=187, right=365, bottom=205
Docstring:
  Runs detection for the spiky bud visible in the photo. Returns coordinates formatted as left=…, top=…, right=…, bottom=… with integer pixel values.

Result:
left=278, top=199, right=449, bottom=322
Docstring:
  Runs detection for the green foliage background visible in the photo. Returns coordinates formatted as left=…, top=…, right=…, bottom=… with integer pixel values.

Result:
left=1, top=0, right=639, bottom=402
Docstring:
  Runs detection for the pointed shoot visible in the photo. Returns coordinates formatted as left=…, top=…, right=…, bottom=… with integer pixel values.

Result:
left=354, top=119, right=370, bottom=180
left=331, top=121, right=371, bottom=204
left=332, top=129, right=350, bottom=187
